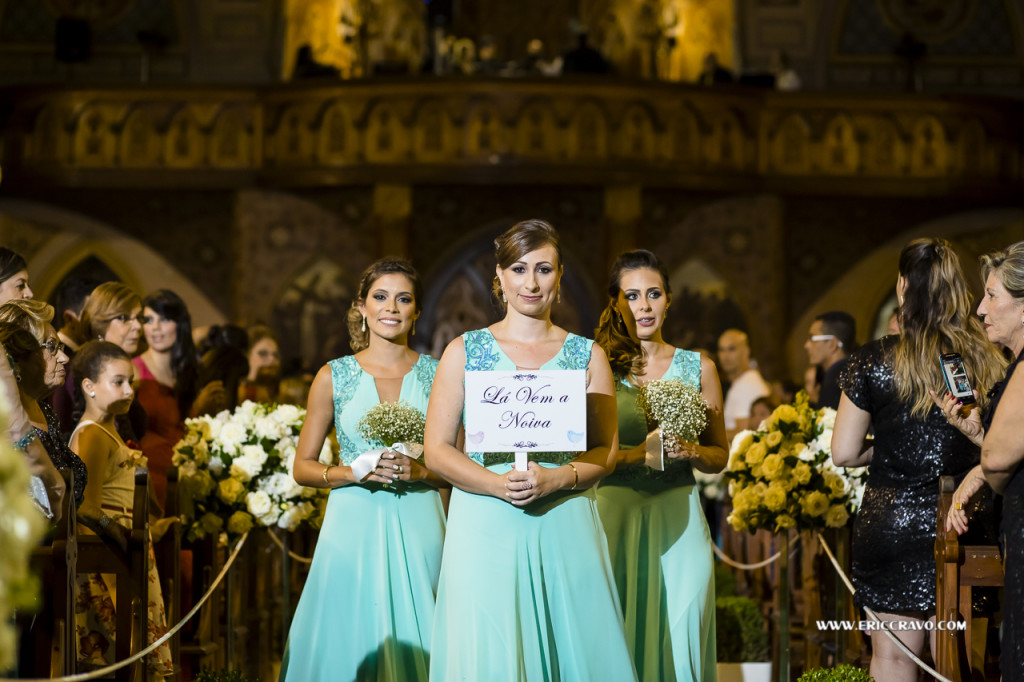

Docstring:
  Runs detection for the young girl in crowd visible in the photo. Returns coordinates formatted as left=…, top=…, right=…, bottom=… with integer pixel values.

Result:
left=69, top=341, right=174, bottom=678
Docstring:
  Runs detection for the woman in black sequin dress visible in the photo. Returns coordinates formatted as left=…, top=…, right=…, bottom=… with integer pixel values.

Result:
left=933, top=241, right=1024, bottom=682
left=832, top=238, right=1005, bottom=682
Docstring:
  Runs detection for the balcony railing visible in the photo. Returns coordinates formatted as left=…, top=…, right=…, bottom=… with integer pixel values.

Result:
left=1, top=77, right=1020, bottom=194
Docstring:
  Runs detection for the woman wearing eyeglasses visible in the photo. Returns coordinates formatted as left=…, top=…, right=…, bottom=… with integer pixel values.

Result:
left=0, top=299, right=86, bottom=509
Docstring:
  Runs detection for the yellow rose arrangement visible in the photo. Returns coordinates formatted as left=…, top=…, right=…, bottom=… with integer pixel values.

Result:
left=724, top=392, right=867, bottom=533
left=172, top=400, right=334, bottom=542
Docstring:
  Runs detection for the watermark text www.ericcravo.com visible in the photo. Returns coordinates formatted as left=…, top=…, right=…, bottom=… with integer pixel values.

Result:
left=816, top=620, right=967, bottom=632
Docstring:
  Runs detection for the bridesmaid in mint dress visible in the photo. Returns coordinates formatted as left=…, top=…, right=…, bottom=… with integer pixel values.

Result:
left=594, top=250, right=729, bottom=682
left=425, top=219, right=636, bottom=681
left=281, top=258, right=447, bottom=682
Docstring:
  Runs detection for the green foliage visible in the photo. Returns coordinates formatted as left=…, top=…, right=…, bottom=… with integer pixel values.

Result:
left=798, top=664, right=875, bottom=682
left=715, top=596, right=769, bottom=662
left=714, top=562, right=737, bottom=598
left=194, top=670, right=259, bottom=682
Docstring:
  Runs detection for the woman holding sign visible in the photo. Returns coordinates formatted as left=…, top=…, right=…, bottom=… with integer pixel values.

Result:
left=425, top=219, right=635, bottom=680
left=594, top=250, right=728, bottom=682
left=281, top=258, right=447, bottom=682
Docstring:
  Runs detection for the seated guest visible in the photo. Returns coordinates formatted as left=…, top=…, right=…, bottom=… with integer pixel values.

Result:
left=238, top=325, right=281, bottom=404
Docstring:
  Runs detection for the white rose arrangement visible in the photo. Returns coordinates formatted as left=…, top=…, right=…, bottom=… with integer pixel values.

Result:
left=172, top=400, right=334, bottom=542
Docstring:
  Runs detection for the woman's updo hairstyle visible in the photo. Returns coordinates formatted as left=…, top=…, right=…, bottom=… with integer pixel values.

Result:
left=77, top=282, right=141, bottom=345
left=980, top=241, right=1024, bottom=303
left=594, top=249, right=671, bottom=378
left=491, top=219, right=563, bottom=309
left=346, top=257, right=423, bottom=352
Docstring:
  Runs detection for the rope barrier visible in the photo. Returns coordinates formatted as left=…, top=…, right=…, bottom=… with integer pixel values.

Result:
left=266, top=528, right=313, bottom=564
left=816, top=531, right=954, bottom=682
left=711, top=534, right=800, bottom=570
left=4, top=530, right=250, bottom=682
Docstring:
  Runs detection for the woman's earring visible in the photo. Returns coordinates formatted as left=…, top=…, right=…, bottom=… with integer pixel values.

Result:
left=411, top=319, right=416, bottom=335
left=362, top=315, right=367, bottom=332
left=501, top=292, right=507, bottom=303
left=89, top=391, right=96, bottom=398
left=557, top=290, right=561, bottom=304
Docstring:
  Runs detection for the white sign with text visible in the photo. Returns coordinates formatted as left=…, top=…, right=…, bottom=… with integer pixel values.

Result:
left=464, top=370, right=587, bottom=455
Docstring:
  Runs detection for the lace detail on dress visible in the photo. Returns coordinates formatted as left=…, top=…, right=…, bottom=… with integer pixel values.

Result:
left=672, top=348, right=701, bottom=387
left=464, top=329, right=502, bottom=372
left=413, top=354, right=439, bottom=387
left=35, top=400, right=87, bottom=508
left=555, top=334, right=592, bottom=371
left=329, top=356, right=363, bottom=463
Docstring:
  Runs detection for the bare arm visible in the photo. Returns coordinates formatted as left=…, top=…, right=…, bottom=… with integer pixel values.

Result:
left=831, top=393, right=873, bottom=467
left=982, top=366, right=1024, bottom=495
left=423, top=337, right=504, bottom=497
left=673, top=356, right=729, bottom=474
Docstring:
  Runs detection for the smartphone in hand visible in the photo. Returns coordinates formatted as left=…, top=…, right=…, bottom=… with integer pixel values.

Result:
left=939, top=352, right=976, bottom=406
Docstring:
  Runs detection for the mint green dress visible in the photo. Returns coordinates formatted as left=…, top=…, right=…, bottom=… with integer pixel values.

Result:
left=280, top=354, right=444, bottom=682
left=430, top=329, right=637, bottom=681
left=596, top=349, right=717, bottom=682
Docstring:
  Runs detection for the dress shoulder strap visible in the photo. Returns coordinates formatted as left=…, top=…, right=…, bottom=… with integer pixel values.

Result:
left=70, top=420, right=121, bottom=446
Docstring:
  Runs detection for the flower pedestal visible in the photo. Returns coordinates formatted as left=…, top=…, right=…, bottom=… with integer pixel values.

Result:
left=775, top=531, right=790, bottom=682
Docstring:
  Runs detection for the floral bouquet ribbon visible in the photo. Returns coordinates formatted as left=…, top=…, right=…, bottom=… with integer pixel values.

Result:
left=638, top=378, right=709, bottom=471
left=349, top=442, right=424, bottom=482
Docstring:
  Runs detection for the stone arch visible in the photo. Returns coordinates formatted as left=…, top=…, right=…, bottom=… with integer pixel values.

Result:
left=820, top=114, right=859, bottom=175
left=786, top=207, right=1024, bottom=378
left=316, top=100, right=358, bottom=165
left=120, top=106, right=161, bottom=168
left=419, top=220, right=599, bottom=358
left=0, top=198, right=224, bottom=326
left=860, top=116, right=906, bottom=176
left=73, top=103, right=120, bottom=167
left=703, top=109, right=746, bottom=170
left=364, top=101, right=408, bottom=163
left=464, top=100, right=506, bottom=159
left=164, top=106, right=205, bottom=169
left=769, top=113, right=812, bottom=174
left=513, top=101, right=559, bottom=160
left=910, top=115, right=949, bottom=177
left=665, top=105, right=700, bottom=166
left=615, top=104, right=656, bottom=161
left=270, top=104, right=314, bottom=166
left=210, top=106, right=253, bottom=168
left=566, top=101, right=609, bottom=161
left=29, top=105, right=66, bottom=163
left=412, top=100, right=452, bottom=162
left=955, top=119, right=989, bottom=177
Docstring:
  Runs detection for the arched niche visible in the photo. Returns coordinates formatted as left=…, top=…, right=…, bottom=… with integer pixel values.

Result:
left=0, top=199, right=225, bottom=327
left=786, top=208, right=1024, bottom=381
left=418, top=220, right=598, bottom=358
left=271, top=257, right=355, bottom=372
left=665, top=259, right=747, bottom=354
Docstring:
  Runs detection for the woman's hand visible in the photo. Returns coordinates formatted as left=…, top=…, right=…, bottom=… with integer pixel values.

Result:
left=617, top=443, right=647, bottom=468
left=503, top=462, right=569, bottom=506
left=150, top=515, right=180, bottom=543
left=192, top=380, right=228, bottom=417
left=929, top=389, right=984, bottom=446
left=368, top=451, right=427, bottom=485
left=945, top=465, right=987, bottom=535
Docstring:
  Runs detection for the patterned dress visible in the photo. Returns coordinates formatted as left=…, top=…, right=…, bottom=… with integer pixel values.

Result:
left=596, top=349, right=716, bottom=682
left=280, top=354, right=444, bottom=682
left=839, top=336, right=984, bottom=611
left=69, top=420, right=173, bottom=676
left=430, top=329, right=636, bottom=681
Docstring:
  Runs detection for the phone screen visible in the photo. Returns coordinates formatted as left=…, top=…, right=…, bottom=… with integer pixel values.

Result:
left=939, top=353, right=976, bottom=405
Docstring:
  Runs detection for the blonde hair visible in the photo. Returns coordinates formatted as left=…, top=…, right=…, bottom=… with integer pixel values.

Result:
left=893, top=238, right=1005, bottom=419
left=77, top=282, right=141, bottom=345
left=980, top=241, right=1024, bottom=302
left=0, top=298, right=55, bottom=343
left=346, top=258, right=423, bottom=352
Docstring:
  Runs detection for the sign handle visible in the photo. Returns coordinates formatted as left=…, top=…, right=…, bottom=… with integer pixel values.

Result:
left=514, top=452, right=528, bottom=472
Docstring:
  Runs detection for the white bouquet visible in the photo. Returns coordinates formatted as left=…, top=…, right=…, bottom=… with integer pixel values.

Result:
left=638, top=378, right=709, bottom=443
left=356, top=401, right=426, bottom=448
left=172, top=400, right=333, bottom=541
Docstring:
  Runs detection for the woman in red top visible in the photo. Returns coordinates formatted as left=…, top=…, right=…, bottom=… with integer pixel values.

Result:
left=133, top=289, right=224, bottom=510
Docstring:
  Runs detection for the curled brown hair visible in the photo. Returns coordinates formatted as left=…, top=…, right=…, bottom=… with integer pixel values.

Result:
left=491, top=219, right=563, bottom=309
left=594, top=249, right=671, bottom=378
left=346, top=257, right=423, bottom=352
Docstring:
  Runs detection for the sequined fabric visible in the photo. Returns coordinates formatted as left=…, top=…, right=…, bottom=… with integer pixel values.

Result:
left=839, top=336, right=984, bottom=612
left=983, top=349, right=1023, bottom=682
left=34, top=399, right=87, bottom=508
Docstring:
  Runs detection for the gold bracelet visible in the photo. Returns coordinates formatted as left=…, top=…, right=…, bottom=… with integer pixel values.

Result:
left=568, top=462, right=579, bottom=490
left=322, top=464, right=334, bottom=487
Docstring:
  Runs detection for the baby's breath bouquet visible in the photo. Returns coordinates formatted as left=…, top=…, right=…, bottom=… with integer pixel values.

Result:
left=0, top=398, right=47, bottom=670
left=172, top=400, right=333, bottom=542
left=724, top=392, right=866, bottom=534
left=638, top=378, right=709, bottom=443
left=357, top=400, right=426, bottom=448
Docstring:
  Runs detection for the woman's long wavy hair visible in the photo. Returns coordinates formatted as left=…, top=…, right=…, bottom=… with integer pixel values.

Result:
left=346, top=258, right=423, bottom=352
left=143, top=289, right=199, bottom=416
left=594, top=249, right=671, bottom=378
left=980, top=241, right=1024, bottom=304
left=894, top=238, right=1005, bottom=419
left=491, top=219, right=563, bottom=310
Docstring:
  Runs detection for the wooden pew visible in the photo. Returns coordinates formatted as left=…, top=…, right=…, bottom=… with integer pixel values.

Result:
left=934, top=475, right=1003, bottom=681
left=154, top=466, right=182, bottom=671
left=20, top=468, right=77, bottom=678
left=75, top=468, right=150, bottom=682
